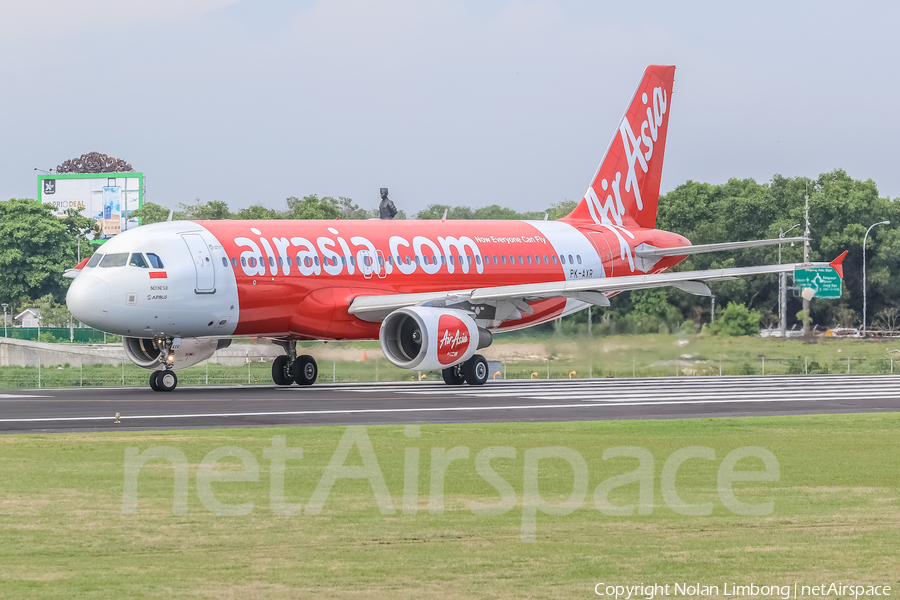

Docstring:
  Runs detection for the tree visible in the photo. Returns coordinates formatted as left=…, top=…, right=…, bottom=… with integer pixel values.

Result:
left=235, top=204, right=279, bottom=220
left=284, top=195, right=341, bottom=220
left=0, top=199, right=79, bottom=304
left=177, top=199, right=232, bottom=220
left=710, top=302, right=761, bottom=336
left=131, top=201, right=171, bottom=225
left=34, top=293, right=71, bottom=327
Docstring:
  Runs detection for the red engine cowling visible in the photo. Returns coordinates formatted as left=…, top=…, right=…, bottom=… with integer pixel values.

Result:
left=379, top=307, right=486, bottom=371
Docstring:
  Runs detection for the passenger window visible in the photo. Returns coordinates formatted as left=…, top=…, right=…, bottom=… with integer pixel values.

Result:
left=221, top=257, right=228, bottom=267
left=341, top=256, right=347, bottom=266
left=467, top=255, right=473, bottom=265
left=441, top=256, right=446, bottom=265
left=476, top=255, right=482, bottom=265
left=314, top=256, right=320, bottom=266
left=568, top=254, right=574, bottom=264
left=535, top=254, right=540, bottom=264
left=577, top=255, right=582, bottom=264
left=86, top=253, right=102, bottom=268
left=526, top=255, right=532, bottom=265
left=129, top=253, right=149, bottom=268
left=241, top=257, right=247, bottom=267
left=99, top=253, right=128, bottom=267
left=249, top=257, right=257, bottom=268
left=449, top=255, right=455, bottom=265
left=508, top=255, right=514, bottom=264
left=378, top=256, right=384, bottom=266
left=543, top=254, right=549, bottom=264
left=231, top=257, right=237, bottom=267
left=501, top=255, right=507, bottom=265
left=350, top=256, right=356, bottom=266
left=518, top=255, right=523, bottom=265
left=269, top=257, right=275, bottom=267
left=493, top=255, right=498, bottom=265
left=287, top=257, right=292, bottom=266
left=552, top=255, right=558, bottom=265
left=277, top=257, right=283, bottom=267
left=414, top=256, right=420, bottom=265
left=560, top=255, right=566, bottom=265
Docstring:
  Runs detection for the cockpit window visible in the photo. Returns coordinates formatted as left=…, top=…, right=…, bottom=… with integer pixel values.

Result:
left=129, top=253, right=149, bottom=268
left=147, top=253, right=165, bottom=268
left=86, top=253, right=102, bottom=268
left=99, top=253, right=129, bottom=268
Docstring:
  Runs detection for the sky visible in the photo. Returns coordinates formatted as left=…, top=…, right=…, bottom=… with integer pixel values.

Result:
left=2, top=0, right=898, bottom=216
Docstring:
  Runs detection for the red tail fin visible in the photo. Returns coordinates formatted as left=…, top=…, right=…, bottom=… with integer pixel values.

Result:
left=562, top=65, right=676, bottom=229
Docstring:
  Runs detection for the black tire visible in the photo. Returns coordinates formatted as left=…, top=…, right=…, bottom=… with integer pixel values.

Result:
left=464, top=354, right=489, bottom=386
left=157, top=370, right=178, bottom=392
left=149, top=370, right=161, bottom=392
left=272, top=355, right=294, bottom=386
left=442, top=364, right=466, bottom=385
left=292, top=355, right=317, bottom=386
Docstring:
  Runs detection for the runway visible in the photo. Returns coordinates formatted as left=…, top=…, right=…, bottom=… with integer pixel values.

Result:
left=1, top=374, right=898, bottom=433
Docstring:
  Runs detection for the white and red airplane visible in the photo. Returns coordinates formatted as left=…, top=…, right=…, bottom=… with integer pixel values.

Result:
left=65, top=65, right=842, bottom=392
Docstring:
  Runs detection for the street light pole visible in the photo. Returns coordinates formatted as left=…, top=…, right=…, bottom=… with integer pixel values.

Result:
left=778, top=223, right=801, bottom=337
left=862, top=220, right=890, bottom=335
left=1, top=304, right=7, bottom=337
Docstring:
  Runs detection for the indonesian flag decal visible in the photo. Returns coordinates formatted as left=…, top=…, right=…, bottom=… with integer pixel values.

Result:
left=437, top=314, right=470, bottom=365
left=149, top=271, right=167, bottom=279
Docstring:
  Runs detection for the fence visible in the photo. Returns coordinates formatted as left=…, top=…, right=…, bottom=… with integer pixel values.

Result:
left=2, top=327, right=111, bottom=344
left=0, top=354, right=895, bottom=389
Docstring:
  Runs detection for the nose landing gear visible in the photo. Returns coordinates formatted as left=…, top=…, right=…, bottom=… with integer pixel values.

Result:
left=149, top=337, right=179, bottom=392
left=272, top=340, right=318, bottom=386
left=150, top=369, right=178, bottom=392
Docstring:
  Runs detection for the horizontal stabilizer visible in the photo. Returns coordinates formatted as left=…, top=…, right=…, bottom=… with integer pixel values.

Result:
left=634, top=237, right=808, bottom=272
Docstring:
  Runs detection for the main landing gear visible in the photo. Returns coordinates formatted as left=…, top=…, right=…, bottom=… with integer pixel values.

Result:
left=272, top=340, right=318, bottom=387
left=442, top=354, right=488, bottom=386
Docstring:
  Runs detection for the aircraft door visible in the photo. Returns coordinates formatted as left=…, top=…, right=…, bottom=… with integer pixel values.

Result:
left=182, top=234, right=216, bottom=294
left=587, top=232, right=615, bottom=278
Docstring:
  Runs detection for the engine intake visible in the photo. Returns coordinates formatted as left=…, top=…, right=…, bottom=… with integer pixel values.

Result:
left=380, top=307, right=490, bottom=371
left=123, top=336, right=230, bottom=371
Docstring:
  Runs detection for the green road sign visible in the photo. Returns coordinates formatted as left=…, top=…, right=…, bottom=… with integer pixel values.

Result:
left=793, top=267, right=842, bottom=299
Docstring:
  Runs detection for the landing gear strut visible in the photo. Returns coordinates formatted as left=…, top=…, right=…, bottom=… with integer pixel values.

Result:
left=442, top=354, right=488, bottom=386
left=150, top=338, right=178, bottom=392
left=272, top=340, right=318, bottom=386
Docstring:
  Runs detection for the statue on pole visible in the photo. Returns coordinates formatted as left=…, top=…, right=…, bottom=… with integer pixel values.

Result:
left=379, top=188, right=397, bottom=220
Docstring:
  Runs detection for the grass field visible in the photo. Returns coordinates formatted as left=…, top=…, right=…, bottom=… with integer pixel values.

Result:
left=1, top=414, right=898, bottom=598
left=2, top=333, right=898, bottom=389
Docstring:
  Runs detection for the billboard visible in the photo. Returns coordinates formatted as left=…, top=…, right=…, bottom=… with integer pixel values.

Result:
left=38, top=173, right=143, bottom=238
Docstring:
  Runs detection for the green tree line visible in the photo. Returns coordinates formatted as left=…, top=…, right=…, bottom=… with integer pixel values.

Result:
left=2, top=168, right=896, bottom=336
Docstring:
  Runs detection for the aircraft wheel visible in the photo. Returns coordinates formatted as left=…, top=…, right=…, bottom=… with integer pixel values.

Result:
left=442, top=364, right=465, bottom=385
left=292, top=355, right=317, bottom=386
left=464, top=354, right=489, bottom=386
left=149, top=370, right=162, bottom=392
left=157, top=370, right=178, bottom=392
left=272, top=355, right=294, bottom=386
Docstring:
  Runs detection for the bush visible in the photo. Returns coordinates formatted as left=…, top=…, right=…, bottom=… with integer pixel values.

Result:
left=710, top=302, right=761, bottom=336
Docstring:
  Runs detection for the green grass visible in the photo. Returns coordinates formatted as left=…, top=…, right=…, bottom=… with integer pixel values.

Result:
left=2, top=334, right=898, bottom=389
left=1, top=414, right=898, bottom=598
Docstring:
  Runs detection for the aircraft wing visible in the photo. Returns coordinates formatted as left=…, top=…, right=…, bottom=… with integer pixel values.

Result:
left=348, top=260, right=833, bottom=323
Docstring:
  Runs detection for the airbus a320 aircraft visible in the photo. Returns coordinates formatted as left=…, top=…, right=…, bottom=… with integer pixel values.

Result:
left=66, top=65, right=843, bottom=392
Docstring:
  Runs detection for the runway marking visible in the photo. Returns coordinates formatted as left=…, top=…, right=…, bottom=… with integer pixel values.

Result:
left=0, top=393, right=893, bottom=423
left=0, top=394, right=52, bottom=399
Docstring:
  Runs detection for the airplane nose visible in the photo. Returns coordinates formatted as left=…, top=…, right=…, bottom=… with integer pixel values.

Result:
left=66, top=274, right=111, bottom=325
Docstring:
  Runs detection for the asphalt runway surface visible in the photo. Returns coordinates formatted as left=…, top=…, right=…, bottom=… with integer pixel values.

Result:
left=1, top=374, right=899, bottom=434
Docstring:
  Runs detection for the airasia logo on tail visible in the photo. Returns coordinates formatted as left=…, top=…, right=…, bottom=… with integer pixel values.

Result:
left=437, top=314, right=470, bottom=365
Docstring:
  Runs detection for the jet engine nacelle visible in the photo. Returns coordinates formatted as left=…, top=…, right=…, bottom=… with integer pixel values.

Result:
left=379, top=306, right=490, bottom=371
left=123, top=336, right=231, bottom=371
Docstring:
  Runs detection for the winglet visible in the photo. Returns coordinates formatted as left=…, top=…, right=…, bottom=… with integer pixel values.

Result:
left=829, top=251, right=848, bottom=278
